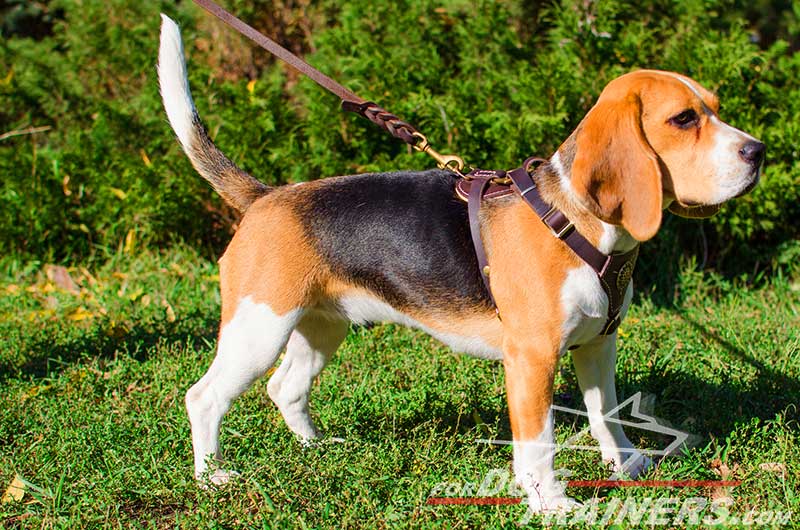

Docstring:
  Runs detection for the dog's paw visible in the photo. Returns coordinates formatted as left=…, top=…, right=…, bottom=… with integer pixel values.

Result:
left=301, top=435, right=345, bottom=448
left=624, top=451, right=654, bottom=479
left=197, top=468, right=240, bottom=489
left=517, top=477, right=579, bottom=514
left=608, top=449, right=653, bottom=479
left=526, top=493, right=581, bottom=514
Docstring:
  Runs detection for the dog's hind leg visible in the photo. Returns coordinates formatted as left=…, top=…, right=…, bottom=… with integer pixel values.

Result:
left=267, top=312, right=348, bottom=441
left=186, top=296, right=302, bottom=485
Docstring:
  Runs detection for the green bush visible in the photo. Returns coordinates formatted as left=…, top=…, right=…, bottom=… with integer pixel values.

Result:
left=1, top=0, right=798, bottom=276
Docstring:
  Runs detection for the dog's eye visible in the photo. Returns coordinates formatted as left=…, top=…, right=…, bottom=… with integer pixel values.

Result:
left=669, top=109, right=699, bottom=129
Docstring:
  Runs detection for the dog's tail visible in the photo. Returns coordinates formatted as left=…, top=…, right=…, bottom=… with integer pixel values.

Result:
left=158, top=14, right=270, bottom=214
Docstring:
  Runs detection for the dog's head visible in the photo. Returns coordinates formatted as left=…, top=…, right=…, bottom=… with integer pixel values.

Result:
left=565, top=69, right=763, bottom=241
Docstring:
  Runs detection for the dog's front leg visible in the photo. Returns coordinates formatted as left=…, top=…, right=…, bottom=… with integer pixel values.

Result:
left=571, top=335, right=652, bottom=478
left=503, top=336, right=578, bottom=513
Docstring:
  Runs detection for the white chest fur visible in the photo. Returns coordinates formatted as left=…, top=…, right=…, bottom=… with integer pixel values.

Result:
left=559, top=264, right=633, bottom=351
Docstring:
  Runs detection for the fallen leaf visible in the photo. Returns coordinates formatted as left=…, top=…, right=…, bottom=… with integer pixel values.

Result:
left=711, top=459, right=739, bottom=479
left=62, top=174, right=72, bottom=196
left=5, top=284, right=19, bottom=294
left=1, top=475, right=25, bottom=504
left=45, top=264, right=80, bottom=294
left=1, top=68, right=13, bottom=86
left=247, top=79, right=256, bottom=94
left=109, top=187, right=127, bottom=200
left=759, top=462, right=787, bottom=476
left=27, top=310, right=52, bottom=321
left=127, top=288, right=144, bottom=302
left=163, top=300, right=176, bottom=322
left=68, top=307, right=95, bottom=321
left=124, top=229, right=136, bottom=254
left=710, top=458, right=739, bottom=503
left=139, top=149, right=152, bottom=168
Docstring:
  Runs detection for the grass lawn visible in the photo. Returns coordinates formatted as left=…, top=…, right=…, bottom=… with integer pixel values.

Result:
left=1, top=244, right=798, bottom=528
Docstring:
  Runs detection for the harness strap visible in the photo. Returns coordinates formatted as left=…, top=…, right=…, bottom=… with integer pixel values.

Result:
left=468, top=161, right=638, bottom=335
left=467, top=175, right=496, bottom=311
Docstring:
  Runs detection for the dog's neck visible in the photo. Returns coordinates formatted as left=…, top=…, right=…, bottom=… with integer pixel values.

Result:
left=530, top=138, right=639, bottom=255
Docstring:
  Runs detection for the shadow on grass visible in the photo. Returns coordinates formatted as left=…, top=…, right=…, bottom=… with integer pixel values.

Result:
left=633, top=217, right=797, bottom=309
left=0, top=310, right=219, bottom=382
left=5, top=303, right=796, bottom=455
left=338, top=315, right=798, bottom=451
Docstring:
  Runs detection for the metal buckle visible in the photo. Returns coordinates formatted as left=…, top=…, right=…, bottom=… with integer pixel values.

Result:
left=541, top=208, right=574, bottom=239
left=552, top=223, right=575, bottom=239
left=541, top=206, right=556, bottom=220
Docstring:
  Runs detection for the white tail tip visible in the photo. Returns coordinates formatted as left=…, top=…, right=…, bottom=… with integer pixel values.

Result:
left=157, top=14, right=196, bottom=148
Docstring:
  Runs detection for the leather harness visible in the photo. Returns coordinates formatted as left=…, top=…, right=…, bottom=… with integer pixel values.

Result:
left=193, top=0, right=639, bottom=336
left=458, top=158, right=638, bottom=335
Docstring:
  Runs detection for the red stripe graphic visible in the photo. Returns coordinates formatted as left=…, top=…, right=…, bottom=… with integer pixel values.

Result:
left=568, top=479, right=742, bottom=488
left=426, top=480, right=742, bottom=505
left=426, top=497, right=521, bottom=505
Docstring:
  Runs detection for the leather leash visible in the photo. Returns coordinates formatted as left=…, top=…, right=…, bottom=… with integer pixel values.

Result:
left=192, top=0, right=465, bottom=173
left=192, top=0, right=637, bottom=334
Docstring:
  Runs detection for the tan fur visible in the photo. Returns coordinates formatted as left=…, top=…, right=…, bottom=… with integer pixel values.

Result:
left=218, top=191, right=328, bottom=325
left=483, top=199, right=583, bottom=438
left=571, top=93, right=664, bottom=241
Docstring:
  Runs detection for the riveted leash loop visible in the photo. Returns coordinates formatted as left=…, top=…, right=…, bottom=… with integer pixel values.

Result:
left=192, top=0, right=465, bottom=174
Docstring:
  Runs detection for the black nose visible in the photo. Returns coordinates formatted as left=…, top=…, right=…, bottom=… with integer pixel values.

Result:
left=739, top=140, right=765, bottom=166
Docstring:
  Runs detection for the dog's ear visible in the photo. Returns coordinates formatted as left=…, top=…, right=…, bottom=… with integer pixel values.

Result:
left=571, top=94, right=663, bottom=241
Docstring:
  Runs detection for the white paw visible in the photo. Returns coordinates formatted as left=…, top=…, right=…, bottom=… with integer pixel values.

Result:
left=301, top=435, right=345, bottom=448
left=626, top=452, right=654, bottom=478
left=608, top=449, right=653, bottom=479
left=526, top=493, right=581, bottom=514
left=517, top=477, right=580, bottom=514
left=299, top=434, right=321, bottom=448
left=197, top=468, right=240, bottom=488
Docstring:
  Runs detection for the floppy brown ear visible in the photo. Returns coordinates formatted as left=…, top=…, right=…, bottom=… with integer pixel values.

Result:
left=571, top=94, right=663, bottom=241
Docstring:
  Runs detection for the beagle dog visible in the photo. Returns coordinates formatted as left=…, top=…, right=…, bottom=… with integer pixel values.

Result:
left=158, top=16, right=763, bottom=512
